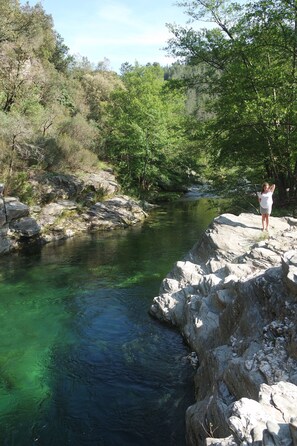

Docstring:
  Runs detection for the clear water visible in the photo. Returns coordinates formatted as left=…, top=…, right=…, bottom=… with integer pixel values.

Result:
left=0, top=198, right=222, bottom=446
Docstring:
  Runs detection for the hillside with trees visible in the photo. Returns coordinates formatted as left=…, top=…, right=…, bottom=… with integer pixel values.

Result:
left=0, top=0, right=200, bottom=204
left=0, top=0, right=296, bottom=210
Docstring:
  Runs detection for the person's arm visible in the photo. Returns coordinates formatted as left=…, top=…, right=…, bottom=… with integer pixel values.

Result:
left=270, top=184, right=275, bottom=193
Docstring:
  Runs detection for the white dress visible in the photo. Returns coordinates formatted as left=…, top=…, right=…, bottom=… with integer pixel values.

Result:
left=257, top=191, right=273, bottom=213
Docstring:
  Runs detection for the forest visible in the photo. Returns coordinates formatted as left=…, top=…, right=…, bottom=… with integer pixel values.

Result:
left=0, top=0, right=297, bottom=208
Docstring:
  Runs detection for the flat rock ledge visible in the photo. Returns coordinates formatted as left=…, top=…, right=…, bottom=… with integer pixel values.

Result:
left=0, top=195, right=149, bottom=255
left=0, top=170, right=153, bottom=255
left=150, top=213, right=297, bottom=446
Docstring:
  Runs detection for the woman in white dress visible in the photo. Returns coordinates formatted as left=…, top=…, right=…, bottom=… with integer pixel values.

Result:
left=257, top=182, right=276, bottom=231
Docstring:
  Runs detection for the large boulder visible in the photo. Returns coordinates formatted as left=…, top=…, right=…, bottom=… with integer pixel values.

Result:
left=79, top=171, right=119, bottom=196
left=0, top=172, right=149, bottom=254
left=9, top=217, right=40, bottom=237
left=28, top=170, right=119, bottom=204
left=0, top=197, right=39, bottom=254
left=150, top=213, right=297, bottom=446
left=87, top=195, right=148, bottom=228
left=33, top=199, right=89, bottom=242
left=3, top=197, right=29, bottom=223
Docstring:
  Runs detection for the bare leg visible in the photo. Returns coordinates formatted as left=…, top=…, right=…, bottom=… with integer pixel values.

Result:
left=261, top=214, right=265, bottom=230
left=266, top=214, right=269, bottom=230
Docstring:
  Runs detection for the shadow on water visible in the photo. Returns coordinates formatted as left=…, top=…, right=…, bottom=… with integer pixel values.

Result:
left=0, top=197, right=224, bottom=446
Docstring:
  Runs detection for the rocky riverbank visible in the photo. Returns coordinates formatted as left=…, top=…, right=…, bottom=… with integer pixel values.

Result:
left=150, top=213, right=297, bottom=445
left=0, top=170, right=149, bottom=255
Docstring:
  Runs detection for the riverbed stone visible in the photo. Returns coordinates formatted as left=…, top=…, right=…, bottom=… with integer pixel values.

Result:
left=27, top=170, right=120, bottom=204
left=3, top=194, right=148, bottom=250
left=0, top=171, right=150, bottom=254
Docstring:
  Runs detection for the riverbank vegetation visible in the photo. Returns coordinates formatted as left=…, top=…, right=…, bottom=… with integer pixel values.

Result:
left=0, top=0, right=296, bottom=213
left=166, top=0, right=297, bottom=211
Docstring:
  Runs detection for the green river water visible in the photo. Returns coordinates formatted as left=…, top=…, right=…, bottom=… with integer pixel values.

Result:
left=0, top=197, right=222, bottom=446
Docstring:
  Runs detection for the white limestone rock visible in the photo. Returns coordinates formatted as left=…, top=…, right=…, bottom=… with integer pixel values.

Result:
left=282, top=250, right=297, bottom=296
left=150, top=212, right=297, bottom=446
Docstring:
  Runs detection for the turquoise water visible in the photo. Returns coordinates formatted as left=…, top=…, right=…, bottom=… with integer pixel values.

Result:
left=0, top=198, right=222, bottom=446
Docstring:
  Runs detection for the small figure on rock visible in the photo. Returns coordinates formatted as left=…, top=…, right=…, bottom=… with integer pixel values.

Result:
left=257, top=182, right=275, bottom=231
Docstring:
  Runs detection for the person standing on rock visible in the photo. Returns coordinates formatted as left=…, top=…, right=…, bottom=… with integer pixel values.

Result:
left=257, top=182, right=275, bottom=231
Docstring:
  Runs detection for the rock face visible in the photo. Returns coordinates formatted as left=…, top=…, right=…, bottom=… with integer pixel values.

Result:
left=0, top=197, right=40, bottom=254
left=0, top=171, right=149, bottom=255
left=150, top=213, right=297, bottom=446
left=28, top=170, right=120, bottom=203
left=33, top=194, right=148, bottom=243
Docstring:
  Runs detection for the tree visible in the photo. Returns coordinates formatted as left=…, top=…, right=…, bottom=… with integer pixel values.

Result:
left=49, top=32, right=74, bottom=73
left=80, top=70, right=123, bottom=122
left=167, top=0, right=297, bottom=203
left=104, top=64, right=189, bottom=194
left=0, top=1, right=67, bottom=113
left=0, top=110, right=36, bottom=182
left=0, top=1, right=103, bottom=179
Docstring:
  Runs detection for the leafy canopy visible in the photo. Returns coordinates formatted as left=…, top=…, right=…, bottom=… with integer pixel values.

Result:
left=167, top=0, right=297, bottom=202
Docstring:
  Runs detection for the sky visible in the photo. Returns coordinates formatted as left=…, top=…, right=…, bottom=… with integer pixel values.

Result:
left=21, top=0, right=191, bottom=72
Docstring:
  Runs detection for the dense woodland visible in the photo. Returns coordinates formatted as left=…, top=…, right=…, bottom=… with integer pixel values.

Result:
left=0, top=0, right=297, bottom=208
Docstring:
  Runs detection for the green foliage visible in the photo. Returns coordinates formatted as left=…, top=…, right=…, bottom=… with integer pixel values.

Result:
left=0, top=1, right=105, bottom=183
left=104, top=64, right=193, bottom=195
left=49, top=32, right=74, bottom=73
left=6, top=0, right=293, bottom=205
left=5, top=171, right=36, bottom=204
left=80, top=70, right=124, bottom=122
left=0, top=1, right=210, bottom=201
left=167, top=0, right=297, bottom=204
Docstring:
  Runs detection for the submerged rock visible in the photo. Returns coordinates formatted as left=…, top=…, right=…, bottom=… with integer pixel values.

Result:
left=150, top=212, right=297, bottom=445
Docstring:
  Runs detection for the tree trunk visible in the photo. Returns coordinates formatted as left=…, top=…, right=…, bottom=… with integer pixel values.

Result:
left=8, top=135, right=17, bottom=180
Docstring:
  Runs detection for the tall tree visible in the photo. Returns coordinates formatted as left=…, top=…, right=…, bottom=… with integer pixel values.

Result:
left=105, top=64, right=189, bottom=194
left=167, top=0, right=297, bottom=202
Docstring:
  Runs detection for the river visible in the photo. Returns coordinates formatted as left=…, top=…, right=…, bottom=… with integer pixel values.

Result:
left=0, top=197, right=222, bottom=446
